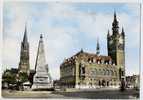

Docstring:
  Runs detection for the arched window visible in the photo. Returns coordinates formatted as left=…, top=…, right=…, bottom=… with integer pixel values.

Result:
left=103, top=69, right=106, bottom=75
left=111, top=70, right=114, bottom=76
left=91, top=70, right=96, bottom=78
left=93, top=59, right=96, bottom=63
left=96, top=69, right=99, bottom=75
left=101, top=70, right=103, bottom=75
left=94, top=68, right=97, bottom=75
left=114, top=71, right=117, bottom=76
left=79, top=63, right=85, bottom=75
left=88, top=58, right=90, bottom=63
left=109, top=60, right=112, bottom=65
left=97, top=60, right=100, bottom=64
left=101, top=59, right=104, bottom=64
left=91, top=58, right=94, bottom=63
left=109, top=70, right=112, bottom=76
left=106, top=70, right=109, bottom=75
left=99, top=69, right=101, bottom=75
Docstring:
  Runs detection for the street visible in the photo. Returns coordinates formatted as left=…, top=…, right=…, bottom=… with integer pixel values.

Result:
left=2, top=88, right=139, bottom=99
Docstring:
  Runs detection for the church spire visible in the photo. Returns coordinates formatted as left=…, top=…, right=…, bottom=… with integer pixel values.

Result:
left=80, top=48, right=83, bottom=53
left=112, top=11, right=119, bottom=35
left=23, top=24, right=28, bottom=43
left=121, top=27, right=125, bottom=37
left=107, top=29, right=110, bottom=37
left=114, top=11, right=117, bottom=22
left=96, top=38, right=100, bottom=55
left=18, top=24, right=29, bottom=75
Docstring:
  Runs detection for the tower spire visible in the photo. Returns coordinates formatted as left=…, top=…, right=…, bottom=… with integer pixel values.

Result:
left=23, top=24, right=28, bottom=43
left=107, top=29, right=110, bottom=37
left=96, top=38, right=100, bottom=55
left=121, top=27, right=125, bottom=37
left=112, top=11, right=119, bottom=35
left=18, top=23, right=29, bottom=75
left=40, top=34, right=43, bottom=39
left=114, top=11, right=117, bottom=22
left=80, top=48, right=83, bottom=53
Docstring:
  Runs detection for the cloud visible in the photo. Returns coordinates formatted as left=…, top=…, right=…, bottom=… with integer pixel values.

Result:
left=3, top=2, right=140, bottom=80
left=0, top=0, right=2, bottom=76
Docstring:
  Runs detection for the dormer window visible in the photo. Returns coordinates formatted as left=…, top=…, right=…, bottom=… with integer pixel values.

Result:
left=93, top=59, right=96, bottom=63
left=109, top=60, right=112, bottom=65
left=101, top=59, right=104, bottom=64
left=91, top=58, right=94, bottom=63
left=98, top=61, right=100, bottom=64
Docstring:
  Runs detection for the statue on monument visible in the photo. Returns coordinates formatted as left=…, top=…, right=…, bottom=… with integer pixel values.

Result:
left=32, top=34, right=53, bottom=90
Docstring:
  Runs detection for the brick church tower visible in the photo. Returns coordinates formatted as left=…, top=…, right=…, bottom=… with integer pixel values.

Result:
left=18, top=25, right=30, bottom=75
left=107, top=12, right=125, bottom=79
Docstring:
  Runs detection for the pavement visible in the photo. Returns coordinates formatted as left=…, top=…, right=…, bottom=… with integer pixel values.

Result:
left=2, top=88, right=139, bottom=99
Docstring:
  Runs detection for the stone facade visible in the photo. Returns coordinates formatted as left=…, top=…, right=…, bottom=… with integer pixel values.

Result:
left=18, top=26, right=30, bottom=75
left=60, top=12, right=125, bottom=89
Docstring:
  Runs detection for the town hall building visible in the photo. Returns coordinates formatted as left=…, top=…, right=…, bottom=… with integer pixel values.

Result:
left=60, top=12, right=125, bottom=88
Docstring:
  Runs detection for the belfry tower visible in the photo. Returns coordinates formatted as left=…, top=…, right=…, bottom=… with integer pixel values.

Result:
left=18, top=25, right=30, bottom=75
left=107, top=12, right=125, bottom=79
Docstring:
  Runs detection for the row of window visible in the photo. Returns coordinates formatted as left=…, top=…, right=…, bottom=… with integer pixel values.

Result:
left=87, top=58, right=115, bottom=65
left=89, top=69, right=117, bottom=76
left=79, top=64, right=117, bottom=76
left=61, top=66, right=74, bottom=77
left=79, top=67, right=118, bottom=76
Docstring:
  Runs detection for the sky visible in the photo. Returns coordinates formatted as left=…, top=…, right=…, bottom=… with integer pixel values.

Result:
left=3, top=2, right=140, bottom=80
left=0, top=1, right=2, bottom=76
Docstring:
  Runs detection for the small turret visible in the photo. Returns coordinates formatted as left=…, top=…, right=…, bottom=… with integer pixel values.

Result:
left=121, top=27, right=125, bottom=37
left=107, top=29, right=110, bottom=38
left=112, top=11, right=119, bottom=35
left=96, top=38, right=100, bottom=55
left=40, top=34, right=43, bottom=39
left=80, top=48, right=84, bottom=53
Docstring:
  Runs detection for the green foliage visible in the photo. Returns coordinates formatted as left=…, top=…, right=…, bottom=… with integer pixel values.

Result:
left=2, top=69, right=29, bottom=84
left=2, top=70, right=17, bottom=84
left=18, top=72, right=29, bottom=83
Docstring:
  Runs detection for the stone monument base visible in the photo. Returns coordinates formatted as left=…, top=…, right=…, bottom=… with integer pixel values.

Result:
left=32, top=83, right=53, bottom=91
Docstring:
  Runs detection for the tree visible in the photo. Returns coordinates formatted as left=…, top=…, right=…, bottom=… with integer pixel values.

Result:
left=2, top=69, right=17, bottom=84
left=18, top=72, right=29, bottom=83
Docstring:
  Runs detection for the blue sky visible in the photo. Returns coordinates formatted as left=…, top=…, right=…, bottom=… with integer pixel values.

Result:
left=3, top=2, right=140, bottom=79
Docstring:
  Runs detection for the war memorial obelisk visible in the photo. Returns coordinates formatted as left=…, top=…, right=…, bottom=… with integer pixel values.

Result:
left=32, top=34, right=53, bottom=90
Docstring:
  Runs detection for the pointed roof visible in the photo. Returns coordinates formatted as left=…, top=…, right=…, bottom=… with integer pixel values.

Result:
left=112, top=11, right=119, bottom=35
left=80, top=48, right=84, bottom=53
left=40, top=34, right=43, bottom=39
left=23, top=25, right=28, bottom=43
left=96, top=38, right=100, bottom=55
left=112, top=11, right=119, bottom=25
left=107, top=29, right=110, bottom=37
left=121, top=27, right=125, bottom=36
left=114, top=11, right=118, bottom=22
